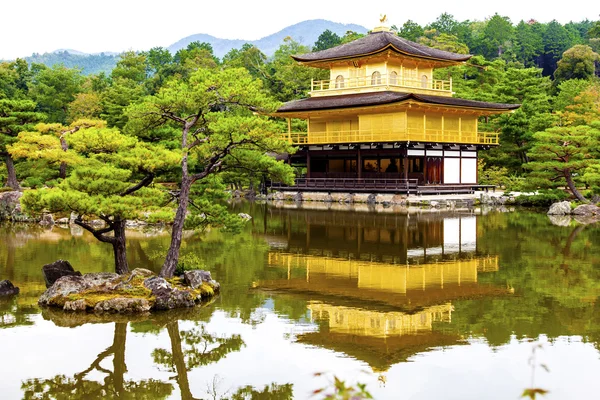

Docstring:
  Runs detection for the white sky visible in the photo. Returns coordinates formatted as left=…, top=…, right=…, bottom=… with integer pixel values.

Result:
left=1, top=0, right=598, bottom=59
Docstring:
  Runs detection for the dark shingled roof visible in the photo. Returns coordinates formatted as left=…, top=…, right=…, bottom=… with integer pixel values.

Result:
left=276, top=91, right=520, bottom=113
left=292, top=31, right=472, bottom=63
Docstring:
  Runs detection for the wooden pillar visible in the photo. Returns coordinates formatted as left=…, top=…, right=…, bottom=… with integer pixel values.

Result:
left=357, top=148, right=362, bottom=179
left=403, top=151, right=408, bottom=181
left=306, top=151, right=311, bottom=179
left=424, top=155, right=428, bottom=184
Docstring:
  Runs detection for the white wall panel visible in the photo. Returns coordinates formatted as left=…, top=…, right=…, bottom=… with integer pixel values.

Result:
left=444, top=158, right=460, bottom=183
left=461, top=158, right=477, bottom=183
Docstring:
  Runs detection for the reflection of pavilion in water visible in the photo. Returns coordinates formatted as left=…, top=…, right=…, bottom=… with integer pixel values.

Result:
left=257, top=209, right=506, bottom=372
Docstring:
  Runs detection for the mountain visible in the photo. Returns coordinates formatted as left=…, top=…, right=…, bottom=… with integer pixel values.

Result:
left=167, top=19, right=368, bottom=58
left=13, top=19, right=368, bottom=75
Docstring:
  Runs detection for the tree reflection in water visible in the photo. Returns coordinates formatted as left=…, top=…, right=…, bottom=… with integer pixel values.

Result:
left=21, top=322, right=173, bottom=399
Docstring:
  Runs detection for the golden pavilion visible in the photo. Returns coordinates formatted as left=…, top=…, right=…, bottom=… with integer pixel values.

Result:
left=274, top=21, right=519, bottom=192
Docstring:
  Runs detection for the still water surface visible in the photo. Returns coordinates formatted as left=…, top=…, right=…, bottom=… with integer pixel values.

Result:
left=1, top=203, right=600, bottom=399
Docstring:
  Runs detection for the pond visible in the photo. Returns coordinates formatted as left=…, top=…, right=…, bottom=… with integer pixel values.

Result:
left=1, top=203, right=600, bottom=399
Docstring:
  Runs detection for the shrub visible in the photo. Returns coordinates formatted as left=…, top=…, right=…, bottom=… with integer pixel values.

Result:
left=514, top=189, right=570, bottom=207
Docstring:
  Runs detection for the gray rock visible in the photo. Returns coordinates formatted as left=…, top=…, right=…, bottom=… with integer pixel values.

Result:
left=572, top=204, right=600, bottom=216
left=63, top=299, right=87, bottom=311
left=39, top=275, right=91, bottom=306
left=183, top=270, right=213, bottom=289
left=293, top=192, right=303, bottom=202
left=82, top=272, right=119, bottom=287
left=144, top=275, right=196, bottom=310
left=573, top=214, right=600, bottom=225
left=341, top=193, right=354, bottom=204
left=548, top=215, right=572, bottom=227
left=39, top=214, right=54, bottom=226
left=324, top=194, right=334, bottom=203
left=430, top=201, right=439, bottom=208
left=0, top=280, right=19, bottom=296
left=209, top=280, right=221, bottom=293
left=0, top=191, right=26, bottom=221
left=547, top=201, right=572, bottom=215
left=366, top=194, right=377, bottom=205
left=55, top=217, right=69, bottom=225
left=238, top=213, right=252, bottom=221
left=131, top=268, right=154, bottom=278
left=94, top=297, right=152, bottom=313
left=70, top=225, right=84, bottom=236
left=144, top=276, right=173, bottom=292
left=154, top=289, right=196, bottom=310
left=42, top=260, right=81, bottom=287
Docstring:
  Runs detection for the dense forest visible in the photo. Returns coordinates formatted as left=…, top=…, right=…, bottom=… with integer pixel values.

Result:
left=25, top=51, right=118, bottom=75
left=1, top=12, right=600, bottom=202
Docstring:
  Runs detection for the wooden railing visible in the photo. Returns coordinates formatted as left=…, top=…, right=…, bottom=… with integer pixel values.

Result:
left=311, top=74, right=452, bottom=95
left=282, top=129, right=499, bottom=145
left=270, top=178, right=419, bottom=193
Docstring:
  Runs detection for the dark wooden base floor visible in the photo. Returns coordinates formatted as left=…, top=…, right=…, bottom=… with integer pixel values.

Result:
left=269, top=179, right=495, bottom=195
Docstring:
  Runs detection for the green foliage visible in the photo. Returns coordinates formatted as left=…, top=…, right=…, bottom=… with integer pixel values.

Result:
left=229, top=383, right=294, bottom=400
left=19, top=123, right=178, bottom=222
left=313, top=30, right=342, bottom=51
left=418, top=30, right=469, bottom=54
left=526, top=124, right=600, bottom=200
left=542, top=20, right=576, bottom=77
left=514, top=190, right=570, bottom=207
left=265, top=37, right=327, bottom=102
left=222, top=43, right=268, bottom=82
left=553, top=45, right=600, bottom=85
left=395, top=20, right=425, bottom=42
left=480, top=14, right=515, bottom=60
left=25, top=51, right=118, bottom=75
left=553, top=79, right=592, bottom=111
left=30, top=65, right=83, bottom=123
left=313, top=374, right=373, bottom=400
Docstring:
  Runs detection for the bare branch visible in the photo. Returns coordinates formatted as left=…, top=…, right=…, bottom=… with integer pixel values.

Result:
left=120, top=173, right=155, bottom=197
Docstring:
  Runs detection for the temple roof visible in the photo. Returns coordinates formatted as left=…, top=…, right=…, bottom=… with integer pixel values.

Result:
left=292, top=31, right=472, bottom=64
left=276, top=91, right=521, bottom=114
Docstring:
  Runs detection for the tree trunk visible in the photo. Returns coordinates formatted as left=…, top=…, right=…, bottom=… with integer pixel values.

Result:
left=167, top=321, right=195, bottom=400
left=564, top=169, right=588, bottom=203
left=112, top=322, right=128, bottom=396
left=161, top=177, right=191, bottom=278
left=112, top=219, right=130, bottom=275
left=59, top=134, right=68, bottom=179
left=59, top=162, right=67, bottom=179
left=4, top=154, right=20, bottom=190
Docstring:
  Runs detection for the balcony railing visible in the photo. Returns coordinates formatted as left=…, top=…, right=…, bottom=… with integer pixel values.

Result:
left=311, top=74, right=452, bottom=96
left=282, top=129, right=499, bottom=146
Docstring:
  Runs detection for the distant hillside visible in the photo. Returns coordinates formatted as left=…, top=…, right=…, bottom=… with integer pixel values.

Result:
left=25, top=51, right=118, bottom=75
left=13, top=19, right=367, bottom=74
left=168, top=19, right=368, bottom=58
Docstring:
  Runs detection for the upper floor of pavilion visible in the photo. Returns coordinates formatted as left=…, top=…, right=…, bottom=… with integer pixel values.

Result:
left=293, top=25, right=472, bottom=98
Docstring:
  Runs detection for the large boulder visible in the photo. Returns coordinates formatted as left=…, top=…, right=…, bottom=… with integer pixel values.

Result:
left=183, top=270, right=221, bottom=293
left=42, top=260, right=81, bottom=287
left=547, top=201, right=572, bottom=215
left=39, top=275, right=91, bottom=306
left=0, top=191, right=24, bottom=221
left=144, top=276, right=195, bottom=310
left=0, top=280, right=19, bottom=296
left=183, top=270, right=212, bottom=289
left=572, top=204, right=600, bottom=216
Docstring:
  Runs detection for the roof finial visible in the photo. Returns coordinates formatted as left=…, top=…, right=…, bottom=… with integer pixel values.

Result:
left=373, top=14, right=391, bottom=32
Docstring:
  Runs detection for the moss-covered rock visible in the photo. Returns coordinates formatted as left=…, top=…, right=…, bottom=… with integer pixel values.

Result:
left=38, top=267, right=220, bottom=313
